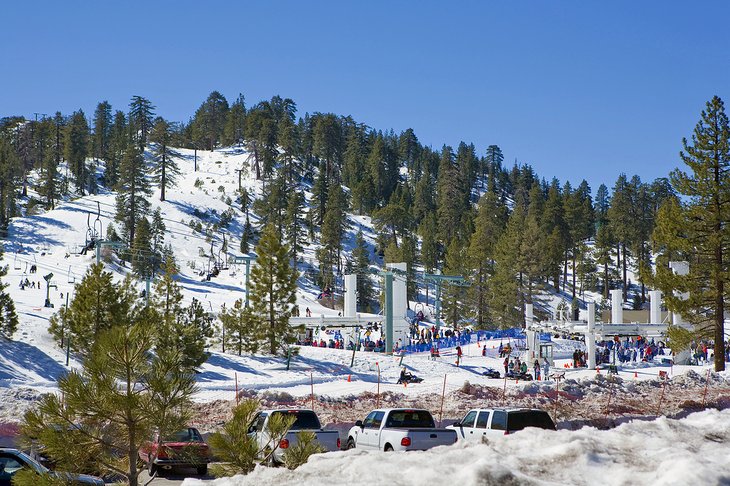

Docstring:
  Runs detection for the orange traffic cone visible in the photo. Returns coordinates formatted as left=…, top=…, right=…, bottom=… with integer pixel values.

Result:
left=596, top=367, right=600, bottom=374
left=347, top=375, right=351, bottom=382
left=403, top=381, right=407, bottom=388
left=634, top=372, right=638, bottom=379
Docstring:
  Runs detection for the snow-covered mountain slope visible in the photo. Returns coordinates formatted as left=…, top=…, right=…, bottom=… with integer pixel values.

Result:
left=0, top=145, right=721, bottom=416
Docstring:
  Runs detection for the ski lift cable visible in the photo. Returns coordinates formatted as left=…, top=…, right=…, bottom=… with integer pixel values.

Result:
left=67, top=200, right=233, bottom=247
left=68, top=198, right=240, bottom=238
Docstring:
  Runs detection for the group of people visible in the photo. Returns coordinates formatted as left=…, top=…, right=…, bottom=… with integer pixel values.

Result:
left=498, top=342, right=513, bottom=358
left=19, top=278, right=41, bottom=290
left=572, top=349, right=587, bottom=368
left=596, top=336, right=666, bottom=365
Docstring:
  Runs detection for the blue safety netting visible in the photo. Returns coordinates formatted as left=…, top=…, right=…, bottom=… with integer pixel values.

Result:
left=398, top=328, right=552, bottom=354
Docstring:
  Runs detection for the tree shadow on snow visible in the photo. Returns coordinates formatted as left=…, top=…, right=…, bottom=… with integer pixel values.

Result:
left=0, top=339, right=67, bottom=383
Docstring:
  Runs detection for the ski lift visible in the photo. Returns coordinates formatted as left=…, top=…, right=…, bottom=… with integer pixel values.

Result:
left=93, top=201, right=103, bottom=240
left=82, top=202, right=103, bottom=254
left=13, top=252, right=20, bottom=270
left=67, top=265, right=75, bottom=284
left=21, top=262, right=28, bottom=278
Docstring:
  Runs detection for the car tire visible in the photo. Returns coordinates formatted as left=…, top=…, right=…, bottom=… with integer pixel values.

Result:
left=384, top=444, right=393, bottom=452
left=197, top=465, right=208, bottom=476
left=347, top=438, right=356, bottom=450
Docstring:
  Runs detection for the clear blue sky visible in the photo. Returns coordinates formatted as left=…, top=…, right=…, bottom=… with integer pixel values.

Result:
left=2, top=1, right=729, bottom=192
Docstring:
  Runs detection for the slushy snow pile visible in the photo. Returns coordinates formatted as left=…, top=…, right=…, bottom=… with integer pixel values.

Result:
left=184, top=409, right=730, bottom=486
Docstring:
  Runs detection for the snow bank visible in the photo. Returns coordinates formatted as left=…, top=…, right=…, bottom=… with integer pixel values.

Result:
left=184, top=409, right=730, bottom=486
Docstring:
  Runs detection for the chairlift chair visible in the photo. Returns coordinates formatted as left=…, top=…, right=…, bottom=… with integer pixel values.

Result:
left=67, top=265, right=75, bottom=284
left=93, top=201, right=103, bottom=240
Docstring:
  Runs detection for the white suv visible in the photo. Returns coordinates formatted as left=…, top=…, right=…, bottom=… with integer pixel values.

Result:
left=447, top=408, right=555, bottom=442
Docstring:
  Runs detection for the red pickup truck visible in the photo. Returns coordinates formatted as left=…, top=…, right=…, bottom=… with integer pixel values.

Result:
left=138, top=428, right=209, bottom=476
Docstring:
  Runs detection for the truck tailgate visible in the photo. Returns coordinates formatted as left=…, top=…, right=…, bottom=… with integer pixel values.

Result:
left=403, top=429, right=457, bottom=450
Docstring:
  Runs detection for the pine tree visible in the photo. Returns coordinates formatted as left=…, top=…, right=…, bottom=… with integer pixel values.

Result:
left=106, top=110, right=127, bottom=189
left=92, top=101, right=113, bottom=162
left=0, top=244, right=18, bottom=337
left=490, top=204, right=527, bottom=328
left=319, top=184, right=348, bottom=276
left=22, top=323, right=196, bottom=486
left=35, top=117, right=60, bottom=210
left=240, top=215, right=253, bottom=254
left=149, top=257, right=210, bottom=369
left=312, top=113, right=343, bottom=181
left=436, top=145, right=467, bottom=245
left=467, top=179, right=507, bottom=328
left=219, top=299, right=259, bottom=355
left=128, top=95, right=155, bottom=148
left=484, top=145, right=504, bottom=186
left=223, top=94, right=246, bottom=146
left=0, top=136, right=21, bottom=235
left=440, top=238, right=469, bottom=326
left=150, top=117, right=181, bottom=201
left=649, top=96, right=730, bottom=372
left=418, top=213, right=439, bottom=273
left=64, top=110, right=90, bottom=195
left=284, top=189, right=305, bottom=261
left=351, top=230, right=375, bottom=311
left=192, top=91, right=230, bottom=150
left=250, top=223, right=300, bottom=355
left=398, top=128, right=421, bottom=179
left=48, top=263, right=132, bottom=353
left=131, top=217, right=154, bottom=278
left=115, top=143, right=151, bottom=246
left=608, top=173, right=633, bottom=298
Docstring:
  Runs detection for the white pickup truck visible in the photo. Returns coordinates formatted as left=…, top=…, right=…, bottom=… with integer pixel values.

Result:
left=346, top=408, right=457, bottom=452
left=248, top=409, right=341, bottom=465
left=446, top=407, right=556, bottom=442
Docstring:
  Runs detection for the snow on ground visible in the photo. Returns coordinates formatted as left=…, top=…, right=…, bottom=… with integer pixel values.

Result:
left=2, top=146, right=730, bottom=486
left=184, top=408, right=730, bottom=486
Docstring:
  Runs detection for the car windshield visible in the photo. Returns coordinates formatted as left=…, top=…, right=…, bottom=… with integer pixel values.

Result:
left=7, top=450, right=49, bottom=474
left=271, top=411, right=322, bottom=430
left=506, top=411, right=556, bottom=431
left=385, top=410, right=435, bottom=428
left=163, top=428, right=203, bottom=442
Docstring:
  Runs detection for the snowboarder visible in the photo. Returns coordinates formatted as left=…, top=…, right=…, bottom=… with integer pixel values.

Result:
left=503, top=357, right=509, bottom=376
left=456, top=346, right=463, bottom=366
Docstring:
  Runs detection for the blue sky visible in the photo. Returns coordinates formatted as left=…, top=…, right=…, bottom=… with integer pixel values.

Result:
left=2, top=1, right=729, bottom=192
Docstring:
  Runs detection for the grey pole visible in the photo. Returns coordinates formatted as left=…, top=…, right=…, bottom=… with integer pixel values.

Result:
left=245, top=259, right=251, bottom=307
left=385, top=272, right=393, bottom=354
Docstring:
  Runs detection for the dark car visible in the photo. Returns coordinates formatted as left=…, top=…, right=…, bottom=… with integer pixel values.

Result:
left=139, top=427, right=209, bottom=476
left=0, top=448, right=104, bottom=486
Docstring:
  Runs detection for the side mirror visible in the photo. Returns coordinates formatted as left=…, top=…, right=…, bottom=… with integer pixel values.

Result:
left=452, top=422, right=460, bottom=427
left=355, top=420, right=363, bottom=428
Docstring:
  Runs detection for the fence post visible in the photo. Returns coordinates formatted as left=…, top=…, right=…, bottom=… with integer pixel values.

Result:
left=656, top=378, right=668, bottom=416
left=702, top=369, right=711, bottom=407
left=439, top=374, right=447, bottom=427
left=235, top=372, right=239, bottom=405
left=310, top=371, right=315, bottom=411
left=376, top=362, right=380, bottom=409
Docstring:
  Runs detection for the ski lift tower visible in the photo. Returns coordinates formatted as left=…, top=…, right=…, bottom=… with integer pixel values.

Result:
left=422, top=272, right=468, bottom=329
left=43, top=273, right=57, bottom=308
left=232, top=254, right=256, bottom=307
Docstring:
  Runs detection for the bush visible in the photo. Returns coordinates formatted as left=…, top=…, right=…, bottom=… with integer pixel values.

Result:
left=283, top=431, right=326, bottom=469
